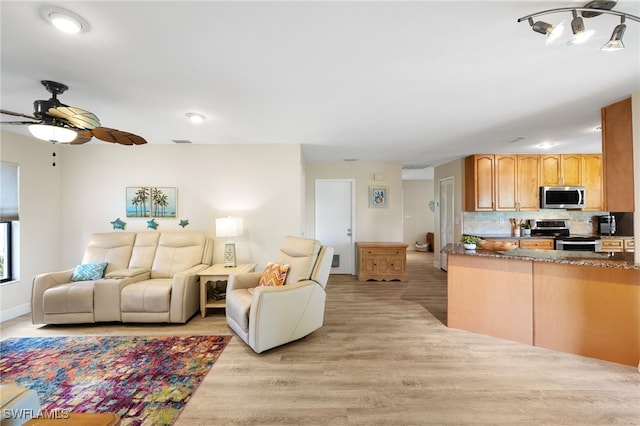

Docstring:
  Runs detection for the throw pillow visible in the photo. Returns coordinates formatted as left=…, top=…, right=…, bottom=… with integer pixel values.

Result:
left=258, top=262, right=290, bottom=287
left=71, top=263, right=108, bottom=281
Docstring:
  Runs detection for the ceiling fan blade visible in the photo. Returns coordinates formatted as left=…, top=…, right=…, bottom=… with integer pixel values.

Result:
left=0, top=120, right=38, bottom=125
left=47, top=106, right=101, bottom=130
left=91, top=127, right=147, bottom=145
left=70, top=131, right=93, bottom=145
left=1, top=109, right=37, bottom=120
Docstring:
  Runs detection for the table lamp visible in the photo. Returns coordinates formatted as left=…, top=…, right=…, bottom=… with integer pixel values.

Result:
left=215, top=216, right=244, bottom=267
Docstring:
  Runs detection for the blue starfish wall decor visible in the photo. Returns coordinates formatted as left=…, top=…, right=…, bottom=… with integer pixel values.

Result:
left=110, top=218, right=126, bottom=230
left=179, top=219, right=189, bottom=228
left=147, top=218, right=158, bottom=230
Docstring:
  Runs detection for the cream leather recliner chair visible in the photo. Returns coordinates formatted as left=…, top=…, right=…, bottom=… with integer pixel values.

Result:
left=225, top=235, right=334, bottom=353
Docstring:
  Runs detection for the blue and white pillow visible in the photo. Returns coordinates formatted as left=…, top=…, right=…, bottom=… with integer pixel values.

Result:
left=71, top=263, right=108, bottom=281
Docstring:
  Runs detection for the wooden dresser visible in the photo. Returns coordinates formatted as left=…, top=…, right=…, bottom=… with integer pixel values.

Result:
left=357, top=242, right=408, bottom=281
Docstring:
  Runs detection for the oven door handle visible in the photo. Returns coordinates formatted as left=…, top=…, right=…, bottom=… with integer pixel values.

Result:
left=557, top=240, right=597, bottom=245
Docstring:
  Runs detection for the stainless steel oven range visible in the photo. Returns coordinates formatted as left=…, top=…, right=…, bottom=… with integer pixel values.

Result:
left=529, top=219, right=601, bottom=251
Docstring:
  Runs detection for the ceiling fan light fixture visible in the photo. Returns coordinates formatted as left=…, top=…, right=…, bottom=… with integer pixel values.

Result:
left=29, top=124, right=77, bottom=143
left=40, top=6, right=90, bottom=34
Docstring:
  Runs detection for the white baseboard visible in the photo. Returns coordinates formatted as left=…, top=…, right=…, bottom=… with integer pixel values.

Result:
left=0, top=303, right=30, bottom=323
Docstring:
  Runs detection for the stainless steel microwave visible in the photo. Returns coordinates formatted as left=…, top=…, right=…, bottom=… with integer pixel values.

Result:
left=540, top=186, right=586, bottom=209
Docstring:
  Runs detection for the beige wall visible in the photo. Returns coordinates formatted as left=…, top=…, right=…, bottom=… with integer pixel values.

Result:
left=402, top=180, right=434, bottom=248
left=304, top=161, right=404, bottom=243
left=0, top=132, right=63, bottom=319
left=0, top=131, right=304, bottom=320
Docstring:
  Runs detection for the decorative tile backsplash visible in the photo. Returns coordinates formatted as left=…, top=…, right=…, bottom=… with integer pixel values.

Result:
left=463, top=210, right=607, bottom=236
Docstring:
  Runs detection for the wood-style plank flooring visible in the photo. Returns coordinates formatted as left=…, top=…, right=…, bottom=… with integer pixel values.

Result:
left=2, top=252, right=639, bottom=425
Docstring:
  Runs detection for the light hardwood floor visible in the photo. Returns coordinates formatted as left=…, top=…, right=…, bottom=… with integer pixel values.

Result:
left=2, top=252, right=639, bottom=425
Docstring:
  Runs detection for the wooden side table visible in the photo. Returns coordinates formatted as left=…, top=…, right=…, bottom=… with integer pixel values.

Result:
left=198, top=263, right=256, bottom=317
left=357, top=242, right=408, bottom=281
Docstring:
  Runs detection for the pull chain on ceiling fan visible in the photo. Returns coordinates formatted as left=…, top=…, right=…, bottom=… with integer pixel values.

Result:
left=0, top=80, right=147, bottom=145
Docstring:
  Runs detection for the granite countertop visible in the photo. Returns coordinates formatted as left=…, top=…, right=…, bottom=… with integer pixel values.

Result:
left=442, top=243, right=640, bottom=271
left=472, top=234, right=635, bottom=241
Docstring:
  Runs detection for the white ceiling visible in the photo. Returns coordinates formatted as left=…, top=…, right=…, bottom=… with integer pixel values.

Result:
left=1, top=1, right=639, bottom=180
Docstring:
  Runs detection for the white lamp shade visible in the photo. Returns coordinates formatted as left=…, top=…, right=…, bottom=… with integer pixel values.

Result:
left=29, top=124, right=77, bottom=143
left=215, top=217, right=244, bottom=238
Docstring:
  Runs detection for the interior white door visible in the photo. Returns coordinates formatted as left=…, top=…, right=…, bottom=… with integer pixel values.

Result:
left=315, top=179, right=354, bottom=274
left=440, top=177, right=454, bottom=271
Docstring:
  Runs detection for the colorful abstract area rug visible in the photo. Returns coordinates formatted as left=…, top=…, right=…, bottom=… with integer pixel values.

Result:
left=0, top=335, right=231, bottom=426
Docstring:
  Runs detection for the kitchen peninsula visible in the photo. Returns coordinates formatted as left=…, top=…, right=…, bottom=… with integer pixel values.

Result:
left=443, top=244, right=640, bottom=367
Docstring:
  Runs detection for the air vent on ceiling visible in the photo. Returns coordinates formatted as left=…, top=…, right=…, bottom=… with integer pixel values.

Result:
left=172, top=139, right=192, bottom=144
left=402, top=164, right=430, bottom=170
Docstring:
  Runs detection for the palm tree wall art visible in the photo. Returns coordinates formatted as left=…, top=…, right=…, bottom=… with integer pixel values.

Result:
left=126, top=187, right=177, bottom=218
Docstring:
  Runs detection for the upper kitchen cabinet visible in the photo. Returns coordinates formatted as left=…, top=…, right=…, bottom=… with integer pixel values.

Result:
left=581, top=154, right=603, bottom=211
left=465, top=154, right=539, bottom=211
left=516, top=154, right=541, bottom=210
left=602, top=98, right=634, bottom=212
left=540, top=154, right=581, bottom=186
left=540, top=154, right=603, bottom=211
left=465, top=154, right=494, bottom=211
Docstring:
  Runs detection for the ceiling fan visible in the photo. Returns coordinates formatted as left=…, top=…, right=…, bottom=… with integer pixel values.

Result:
left=0, top=80, right=147, bottom=145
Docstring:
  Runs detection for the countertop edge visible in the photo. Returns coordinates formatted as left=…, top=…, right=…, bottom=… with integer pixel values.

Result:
left=442, top=244, right=639, bottom=271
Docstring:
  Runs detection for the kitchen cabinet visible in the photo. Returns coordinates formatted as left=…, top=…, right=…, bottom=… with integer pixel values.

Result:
left=495, top=155, right=517, bottom=210
left=541, top=154, right=582, bottom=186
left=581, top=154, right=603, bottom=211
left=601, top=238, right=624, bottom=252
left=624, top=239, right=634, bottom=252
left=357, top=242, right=408, bottom=281
left=517, top=155, right=541, bottom=210
left=602, top=97, right=634, bottom=212
left=540, top=155, right=562, bottom=186
left=465, top=154, right=494, bottom=211
left=561, top=154, right=582, bottom=186
left=600, top=237, right=634, bottom=253
left=465, top=154, right=539, bottom=211
left=519, top=239, right=554, bottom=250
left=485, top=238, right=554, bottom=250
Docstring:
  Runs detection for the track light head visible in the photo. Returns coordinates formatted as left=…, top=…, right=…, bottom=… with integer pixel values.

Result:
left=529, top=17, right=564, bottom=43
left=568, top=9, right=595, bottom=44
left=600, top=18, right=626, bottom=51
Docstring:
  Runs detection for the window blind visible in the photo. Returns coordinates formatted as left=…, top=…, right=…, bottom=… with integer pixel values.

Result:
left=0, top=162, right=19, bottom=221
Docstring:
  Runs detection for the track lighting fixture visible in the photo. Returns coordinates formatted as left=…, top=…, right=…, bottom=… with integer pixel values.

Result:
left=567, top=10, right=595, bottom=45
left=518, top=0, right=639, bottom=51
left=527, top=18, right=564, bottom=44
left=600, top=16, right=626, bottom=51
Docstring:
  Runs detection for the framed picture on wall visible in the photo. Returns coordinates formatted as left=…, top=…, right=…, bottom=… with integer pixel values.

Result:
left=126, top=187, right=177, bottom=218
left=150, top=187, right=177, bottom=218
left=369, top=186, right=388, bottom=208
left=126, top=187, right=151, bottom=217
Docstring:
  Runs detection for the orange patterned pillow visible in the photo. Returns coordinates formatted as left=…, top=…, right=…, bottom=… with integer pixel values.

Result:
left=258, top=262, right=290, bottom=287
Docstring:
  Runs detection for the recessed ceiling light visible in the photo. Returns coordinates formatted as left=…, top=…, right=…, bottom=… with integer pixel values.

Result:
left=186, top=112, right=206, bottom=124
left=536, top=142, right=557, bottom=149
left=40, top=6, right=90, bottom=34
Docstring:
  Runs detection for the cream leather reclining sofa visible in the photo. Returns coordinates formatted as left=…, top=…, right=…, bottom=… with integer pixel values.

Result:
left=32, top=231, right=213, bottom=325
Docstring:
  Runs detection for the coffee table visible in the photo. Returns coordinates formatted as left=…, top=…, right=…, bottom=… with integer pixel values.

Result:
left=198, top=263, right=256, bottom=317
